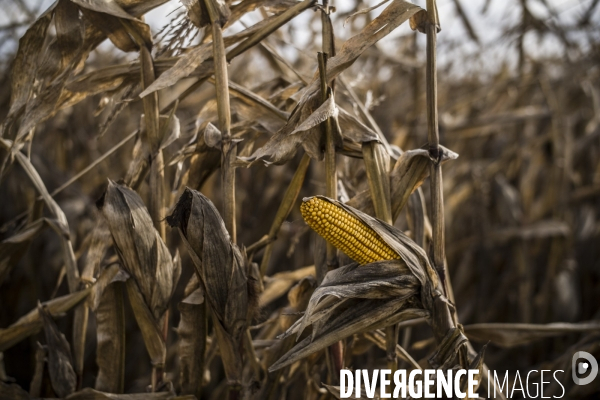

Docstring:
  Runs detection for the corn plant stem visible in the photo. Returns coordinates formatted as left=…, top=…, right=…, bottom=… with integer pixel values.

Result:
left=206, top=1, right=236, bottom=244
left=321, top=2, right=344, bottom=382
left=205, top=3, right=240, bottom=399
left=363, top=142, right=396, bottom=374
left=150, top=151, right=166, bottom=239
left=425, top=1, right=446, bottom=297
left=400, top=189, right=426, bottom=366
left=247, top=235, right=274, bottom=255
left=426, top=0, right=469, bottom=371
left=259, top=153, right=311, bottom=276
left=317, top=53, right=337, bottom=270
left=137, top=37, right=168, bottom=391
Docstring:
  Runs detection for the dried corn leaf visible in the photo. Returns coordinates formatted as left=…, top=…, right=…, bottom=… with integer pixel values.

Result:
left=337, top=108, right=380, bottom=145
left=183, top=0, right=230, bottom=28
left=139, top=11, right=288, bottom=97
left=8, top=139, right=79, bottom=293
left=270, top=300, right=425, bottom=371
left=1, top=5, right=54, bottom=132
left=39, top=305, right=76, bottom=398
left=167, top=188, right=249, bottom=382
left=71, top=0, right=136, bottom=20
left=259, top=265, right=315, bottom=308
left=80, top=8, right=138, bottom=52
left=237, top=2, right=422, bottom=167
left=2, top=0, right=164, bottom=153
left=125, top=279, right=166, bottom=366
left=296, top=261, right=419, bottom=339
left=464, top=322, right=600, bottom=348
left=177, top=278, right=206, bottom=397
left=236, top=98, right=377, bottom=166
left=98, top=180, right=176, bottom=320
left=55, top=0, right=83, bottom=69
left=0, top=264, right=119, bottom=352
left=94, top=282, right=125, bottom=393
left=347, top=145, right=458, bottom=220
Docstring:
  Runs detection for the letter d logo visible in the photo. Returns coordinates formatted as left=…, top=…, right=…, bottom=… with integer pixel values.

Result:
left=572, top=351, right=598, bottom=385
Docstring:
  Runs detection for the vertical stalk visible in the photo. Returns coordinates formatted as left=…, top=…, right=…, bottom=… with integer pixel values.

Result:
left=425, top=0, right=446, bottom=293
left=205, top=0, right=236, bottom=244
left=425, top=0, right=469, bottom=370
left=320, top=1, right=342, bottom=380
left=362, top=142, right=395, bottom=373
left=139, top=45, right=165, bottom=240
left=205, top=2, right=239, bottom=399
left=318, top=50, right=343, bottom=383
left=139, top=42, right=167, bottom=392
left=317, top=53, right=337, bottom=271
left=320, top=0, right=336, bottom=271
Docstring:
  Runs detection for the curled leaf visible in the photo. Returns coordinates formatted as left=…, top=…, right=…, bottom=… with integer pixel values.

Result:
left=167, top=188, right=250, bottom=382
left=97, top=180, right=176, bottom=320
left=39, top=305, right=76, bottom=398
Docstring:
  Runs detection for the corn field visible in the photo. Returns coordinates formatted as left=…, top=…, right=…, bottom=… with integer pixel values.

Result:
left=0, top=0, right=599, bottom=399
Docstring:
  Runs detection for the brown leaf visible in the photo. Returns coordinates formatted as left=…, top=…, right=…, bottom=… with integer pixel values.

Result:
left=39, top=305, right=77, bottom=398
left=80, top=8, right=138, bottom=52
left=0, top=288, right=91, bottom=352
left=94, top=282, right=125, bottom=393
left=177, top=278, right=206, bottom=397
left=348, top=145, right=458, bottom=221
left=259, top=266, right=315, bottom=308
left=125, top=279, right=166, bottom=367
left=464, top=322, right=600, bottom=348
left=139, top=16, right=276, bottom=98
left=270, top=301, right=425, bottom=371
left=55, top=0, right=84, bottom=69
left=71, top=0, right=136, bottom=20
left=237, top=1, right=422, bottom=167
left=2, top=5, right=54, bottom=127
left=167, top=188, right=249, bottom=382
left=182, top=0, right=230, bottom=28
left=97, top=180, right=176, bottom=320
left=293, top=261, right=419, bottom=340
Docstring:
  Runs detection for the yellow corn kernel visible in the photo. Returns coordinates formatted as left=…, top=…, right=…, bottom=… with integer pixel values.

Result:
left=300, top=197, right=400, bottom=265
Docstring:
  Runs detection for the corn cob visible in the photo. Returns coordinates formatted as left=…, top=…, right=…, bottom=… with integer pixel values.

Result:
left=300, top=197, right=400, bottom=265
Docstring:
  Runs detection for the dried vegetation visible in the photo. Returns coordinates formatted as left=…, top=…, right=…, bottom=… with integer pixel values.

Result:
left=0, top=0, right=599, bottom=399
